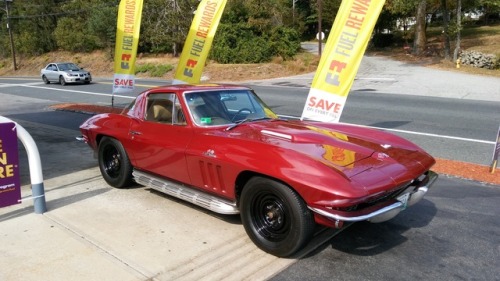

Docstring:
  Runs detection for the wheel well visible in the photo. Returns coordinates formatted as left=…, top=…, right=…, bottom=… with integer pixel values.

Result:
left=95, top=134, right=104, bottom=145
left=234, top=171, right=297, bottom=208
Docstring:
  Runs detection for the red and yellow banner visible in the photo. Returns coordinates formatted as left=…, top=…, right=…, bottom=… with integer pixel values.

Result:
left=173, top=0, right=228, bottom=84
left=113, top=0, right=143, bottom=95
left=301, top=0, right=386, bottom=122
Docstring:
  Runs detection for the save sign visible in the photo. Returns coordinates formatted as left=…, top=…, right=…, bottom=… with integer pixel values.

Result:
left=301, top=0, right=386, bottom=123
left=112, top=0, right=143, bottom=96
left=0, top=122, right=21, bottom=208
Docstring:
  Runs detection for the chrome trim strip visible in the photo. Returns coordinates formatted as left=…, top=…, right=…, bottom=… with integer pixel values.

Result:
left=308, top=201, right=404, bottom=222
left=133, top=169, right=239, bottom=215
left=261, top=130, right=293, bottom=140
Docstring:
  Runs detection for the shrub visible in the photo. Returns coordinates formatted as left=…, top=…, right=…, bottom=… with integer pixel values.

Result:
left=211, top=23, right=300, bottom=64
left=371, top=33, right=395, bottom=48
left=269, top=27, right=301, bottom=60
left=135, top=63, right=174, bottom=77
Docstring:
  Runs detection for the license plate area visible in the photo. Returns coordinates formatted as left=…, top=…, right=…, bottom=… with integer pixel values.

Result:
left=397, top=192, right=410, bottom=210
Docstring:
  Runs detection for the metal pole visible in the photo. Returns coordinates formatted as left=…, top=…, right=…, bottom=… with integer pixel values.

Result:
left=0, top=116, right=47, bottom=214
left=318, top=0, right=322, bottom=56
left=4, top=0, right=16, bottom=71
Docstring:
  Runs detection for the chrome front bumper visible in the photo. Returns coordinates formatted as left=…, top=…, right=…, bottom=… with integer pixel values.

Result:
left=309, top=170, right=438, bottom=224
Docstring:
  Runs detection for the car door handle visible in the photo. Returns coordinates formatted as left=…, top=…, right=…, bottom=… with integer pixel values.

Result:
left=130, top=130, right=142, bottom=135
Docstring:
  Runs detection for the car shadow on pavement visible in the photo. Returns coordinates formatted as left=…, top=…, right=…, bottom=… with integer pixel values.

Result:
left=302, top=197, right=438, bottom=258
left=368, top=120, right=412, bottom=129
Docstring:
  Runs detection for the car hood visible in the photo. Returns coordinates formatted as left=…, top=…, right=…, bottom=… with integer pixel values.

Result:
left=222, top=119, right=434, bottom=178
left=61, top=70, right=89, bottom=74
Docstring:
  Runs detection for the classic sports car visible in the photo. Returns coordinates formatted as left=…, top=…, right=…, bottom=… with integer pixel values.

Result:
left=41, top=62, right=92, bottom=85
left=79, top=84, right=437, bottom=257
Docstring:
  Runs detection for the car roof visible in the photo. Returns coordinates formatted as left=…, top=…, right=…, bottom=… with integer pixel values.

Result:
left=146, top=83, right=251, bottom=93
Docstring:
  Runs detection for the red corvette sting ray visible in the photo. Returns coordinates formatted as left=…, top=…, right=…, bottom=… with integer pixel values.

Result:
left=79, top=84, right=438, bottom=257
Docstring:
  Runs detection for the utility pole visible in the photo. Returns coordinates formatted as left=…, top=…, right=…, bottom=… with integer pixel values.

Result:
left=4, top=0, right=16, bottom=71
left=318, top=0, right=322, bottom=56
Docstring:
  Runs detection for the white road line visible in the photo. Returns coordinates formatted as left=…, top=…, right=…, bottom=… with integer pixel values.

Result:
left=355, top=77, right=397, bottom=81
left=18, top=84, right=134, bottom=99
left=278, top=114, right=495, bottom=145
left=371, top=126, right=495, bottom=145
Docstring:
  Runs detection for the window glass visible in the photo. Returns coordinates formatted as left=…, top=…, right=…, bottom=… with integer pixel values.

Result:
left=145, top=93, right=186, bottom=125
left=184, top=89, right=277, bottom=126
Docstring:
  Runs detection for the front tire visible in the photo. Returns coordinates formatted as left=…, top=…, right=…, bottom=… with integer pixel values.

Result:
left=240, top=177, right=315, bottom=257
left=59, top=76, right=66, bottom=86
left=98, top=137, right=133, bottom=188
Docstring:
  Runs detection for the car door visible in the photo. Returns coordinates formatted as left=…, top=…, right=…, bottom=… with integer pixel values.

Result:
left=127, top=93, right=193, bottom=184
left=46, top=64, right=57, bottom=81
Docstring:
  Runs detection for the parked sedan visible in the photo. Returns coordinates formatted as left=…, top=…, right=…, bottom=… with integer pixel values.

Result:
left=79, top=84, right=438, bottom=257
left=41, top=62, right=92, bottom=85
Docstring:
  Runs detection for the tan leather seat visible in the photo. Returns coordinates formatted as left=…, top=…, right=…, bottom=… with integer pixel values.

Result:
left=147, top=100, right=173, bottom=123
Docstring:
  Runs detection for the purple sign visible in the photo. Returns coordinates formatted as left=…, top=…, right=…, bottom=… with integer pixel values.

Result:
left=0, top=122, right=21, bottom=208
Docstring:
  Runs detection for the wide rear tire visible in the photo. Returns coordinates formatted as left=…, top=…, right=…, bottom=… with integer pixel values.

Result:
left=240, top=177, right=315, bottom=257
left=98, top=137, right=133, bottom=188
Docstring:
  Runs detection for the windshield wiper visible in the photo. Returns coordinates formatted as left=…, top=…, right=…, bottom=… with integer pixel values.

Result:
left=225, top=117, right=271, bottom=131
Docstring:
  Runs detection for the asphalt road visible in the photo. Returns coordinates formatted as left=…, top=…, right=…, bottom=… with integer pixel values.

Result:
left=1, top=74, right=498, bottom=167
left=0, top=58, right=499, bottom=280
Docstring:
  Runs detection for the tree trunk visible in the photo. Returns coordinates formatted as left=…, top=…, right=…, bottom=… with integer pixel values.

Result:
left=441, top=0, right=451, bottom=60
left=413, top=0, right=427, bottom=55
left=453, top=0, right=462, bottom=62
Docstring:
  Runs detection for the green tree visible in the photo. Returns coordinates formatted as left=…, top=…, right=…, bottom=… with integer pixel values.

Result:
left=141, top=0, right=199, bottom=55
left=211, top=0, right=301, bottom=63
left=53, top=1, right=119, bottom=52
left=5, top=0, right=58, bottom=56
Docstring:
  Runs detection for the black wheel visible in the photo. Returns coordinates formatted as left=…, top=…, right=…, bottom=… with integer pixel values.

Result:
left=42, top=75, right=50, bottom=84
left=59, top=76, right=66, bottom=86
left=240, top=177, right=315, bottom=257
left=98, top=137, right=133, bottom=188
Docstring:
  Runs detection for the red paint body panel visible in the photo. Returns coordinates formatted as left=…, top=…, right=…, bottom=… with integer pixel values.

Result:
left=80, top=84, right=436, bottom=227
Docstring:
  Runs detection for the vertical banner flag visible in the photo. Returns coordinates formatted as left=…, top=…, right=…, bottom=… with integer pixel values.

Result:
left=113, top=0, right=144, bottom=98
left=301, top=0, right=386, bottom=122
left=173, top=0, right=228, bottom=84
left=0, top=122, right=21, bottom=208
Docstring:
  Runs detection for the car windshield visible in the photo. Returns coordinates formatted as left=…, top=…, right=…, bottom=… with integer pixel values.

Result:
left=184, top=89, right=278, bottom=126
left=58, top=63, right=80, bottom=71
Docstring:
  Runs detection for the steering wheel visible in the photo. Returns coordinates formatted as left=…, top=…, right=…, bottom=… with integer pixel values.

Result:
left=231, top=108, right=252, bottom=122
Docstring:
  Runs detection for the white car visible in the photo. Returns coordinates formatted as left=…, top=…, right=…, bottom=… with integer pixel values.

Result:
left=41, top=62, right=92, bottom=85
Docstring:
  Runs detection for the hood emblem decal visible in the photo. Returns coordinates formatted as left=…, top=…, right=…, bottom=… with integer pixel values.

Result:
left=203, top=149, right=216, bottom=158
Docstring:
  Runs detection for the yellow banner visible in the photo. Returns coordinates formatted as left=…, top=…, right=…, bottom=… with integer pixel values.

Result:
left=301, top=0, right=386, bottom=122
left=173, top=0, right=228, bottom=84
left=113, top=0, right=143, bottom=95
